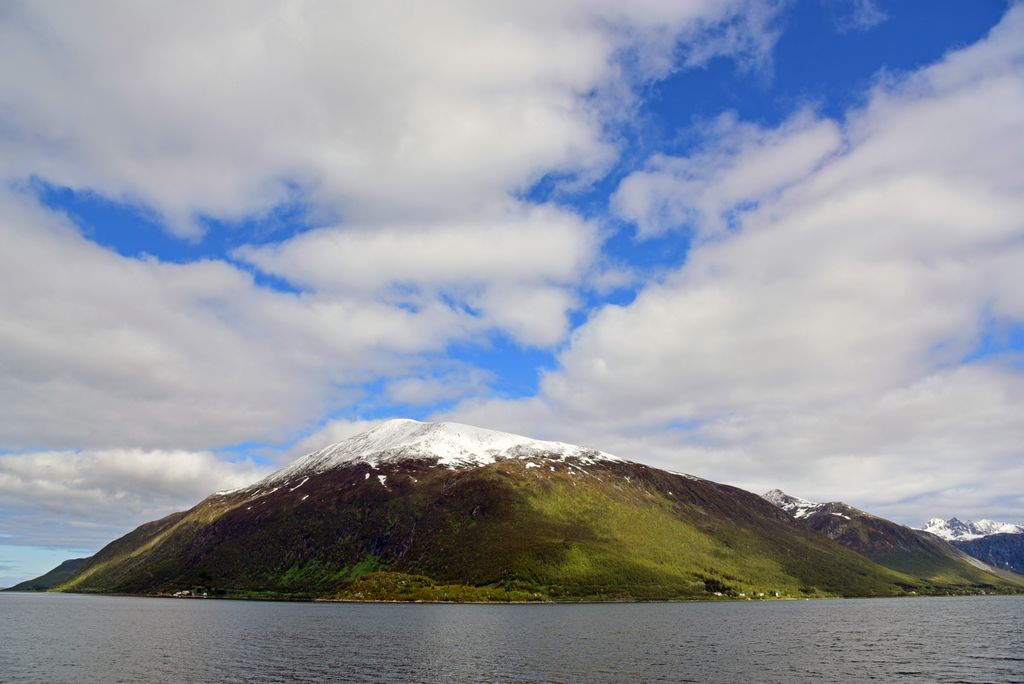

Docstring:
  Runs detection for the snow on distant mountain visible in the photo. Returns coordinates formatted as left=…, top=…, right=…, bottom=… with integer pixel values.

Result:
left=257, top=418, right=618, bottom=487
left=920, top=517, right=1024, bottom=542
left=761, top=489, right=826, bottom=519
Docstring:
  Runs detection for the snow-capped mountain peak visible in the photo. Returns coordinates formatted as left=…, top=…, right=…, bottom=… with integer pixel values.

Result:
left=762, top=489, right=825, bottom=519
left=260, top=418, right=618, bottom=486
left=920, top=517, right=1024, bottom=541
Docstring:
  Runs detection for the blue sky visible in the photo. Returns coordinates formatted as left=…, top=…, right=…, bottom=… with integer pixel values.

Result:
left=1, top=0, right=1023, bottom=586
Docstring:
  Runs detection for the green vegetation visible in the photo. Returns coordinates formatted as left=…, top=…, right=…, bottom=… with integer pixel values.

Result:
left=326, top=571, right=549, bottom=602
left=506, top=469, right=914, bottom=600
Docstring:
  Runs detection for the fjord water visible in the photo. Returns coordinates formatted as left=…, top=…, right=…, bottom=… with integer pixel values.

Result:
left=2, top=594, right=1021, bottom=683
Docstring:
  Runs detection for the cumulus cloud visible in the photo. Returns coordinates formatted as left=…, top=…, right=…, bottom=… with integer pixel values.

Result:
left=613, top=110, right=843, bottom=238
left=235, top=206, right=595, bottom=293
left=0, top=0, right=779, bottom=237
left=0, top=449, right=270, bottom=548
left=0, top=188, right=511, bottom=450
left=385, top=366, right=493, bottom=407
left=446, top=6, right=1024, bottom=525
left=0, top=0, right=784, bottom=457
left=235, top=204, right=598, bottom=347
left=0, top=185, right=625, bottom=451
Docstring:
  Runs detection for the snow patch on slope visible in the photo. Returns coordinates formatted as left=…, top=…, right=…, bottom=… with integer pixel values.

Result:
left=920, top=517, right=1024, bottom=541
left=259, top=418, right=618, bottom=486
left=762, top=489, right=825, bottom=519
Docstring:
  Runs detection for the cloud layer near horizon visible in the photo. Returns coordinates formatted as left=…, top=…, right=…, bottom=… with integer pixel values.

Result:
left=0, top=449, right=269, bottom=548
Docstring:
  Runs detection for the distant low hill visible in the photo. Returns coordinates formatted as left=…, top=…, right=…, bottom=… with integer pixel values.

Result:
left=15, top=420, right=1024, bottom=601
left=5, top=558, right=90, bottom=592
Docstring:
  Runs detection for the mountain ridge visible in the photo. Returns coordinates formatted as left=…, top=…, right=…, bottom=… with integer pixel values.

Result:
left=4, top=558, right=90, bottom=592
left=761, top=489, right=1022, bottom=588
left=920, top=517, right=1024, bottom=542
left=918, top=516, right=1024, bottom=576
left=253, top=419, right=620, bottom=490
left=11, top=421, right=1024, bottom=600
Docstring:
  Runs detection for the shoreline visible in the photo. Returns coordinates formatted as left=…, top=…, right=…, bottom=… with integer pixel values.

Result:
left=5, top=588, right=1019, bottom=605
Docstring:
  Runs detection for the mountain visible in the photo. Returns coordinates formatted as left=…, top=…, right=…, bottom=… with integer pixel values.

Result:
left=920, top=517, right=1024, bottom=541
left=952, top=534, right=1024, bottom=575
left=761, top=490, right=1023, bottom=590
left=4, top=558, right=90, bottom=592
left=919, top=517, right=1024, bottom=575
left=48, top=420, right=1023, bottom=601
left=762, top=489, right=824, bottom=519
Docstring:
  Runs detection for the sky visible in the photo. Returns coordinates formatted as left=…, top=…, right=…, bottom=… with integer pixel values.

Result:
left=1, top=0, right=1023, bottom=587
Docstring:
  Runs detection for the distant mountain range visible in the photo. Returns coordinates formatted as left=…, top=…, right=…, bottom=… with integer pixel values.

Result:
left=762, top=490, right=1024, bottom=579
left=919, top=517, right=1024, bottom=575
left=7, top=420, right=1023, bottom=600
left=920, top=517, right=1024, bottom=542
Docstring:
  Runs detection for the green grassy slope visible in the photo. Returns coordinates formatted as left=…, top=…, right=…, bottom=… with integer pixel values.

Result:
left=402, top=462, right=915, bottom=600
left=55, top=458, right=1022, bottom=600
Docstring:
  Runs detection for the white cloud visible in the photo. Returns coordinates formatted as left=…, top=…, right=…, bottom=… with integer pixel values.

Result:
left=0, top=449, right=270, bottom=549
left=613, top=110, right=842, bottom=238
left=0, top=188, right=505, bottom=451
left=385, top=367, right=492, bottom=407
left=829, top=0, right=888, bottom=34
left=0, top=0, right=783, bottom=458
left=235, top=204, right=597, bottom=347
left=235, top=206, right=596, bottom=292
left=0, top=0, right=779, bottom=237
left=445, top=6, right=1024, bottom=525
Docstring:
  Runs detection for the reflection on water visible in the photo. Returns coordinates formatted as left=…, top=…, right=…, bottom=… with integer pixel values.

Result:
left=1, top=593, right=1022, bottom=683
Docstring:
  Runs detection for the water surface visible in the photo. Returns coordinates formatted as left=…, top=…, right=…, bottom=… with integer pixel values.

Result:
left=1, top=593, right=1021, bottom=683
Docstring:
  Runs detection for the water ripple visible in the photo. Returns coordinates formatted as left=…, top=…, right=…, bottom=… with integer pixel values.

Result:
left=1, top=594, right=1022, bottom=683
